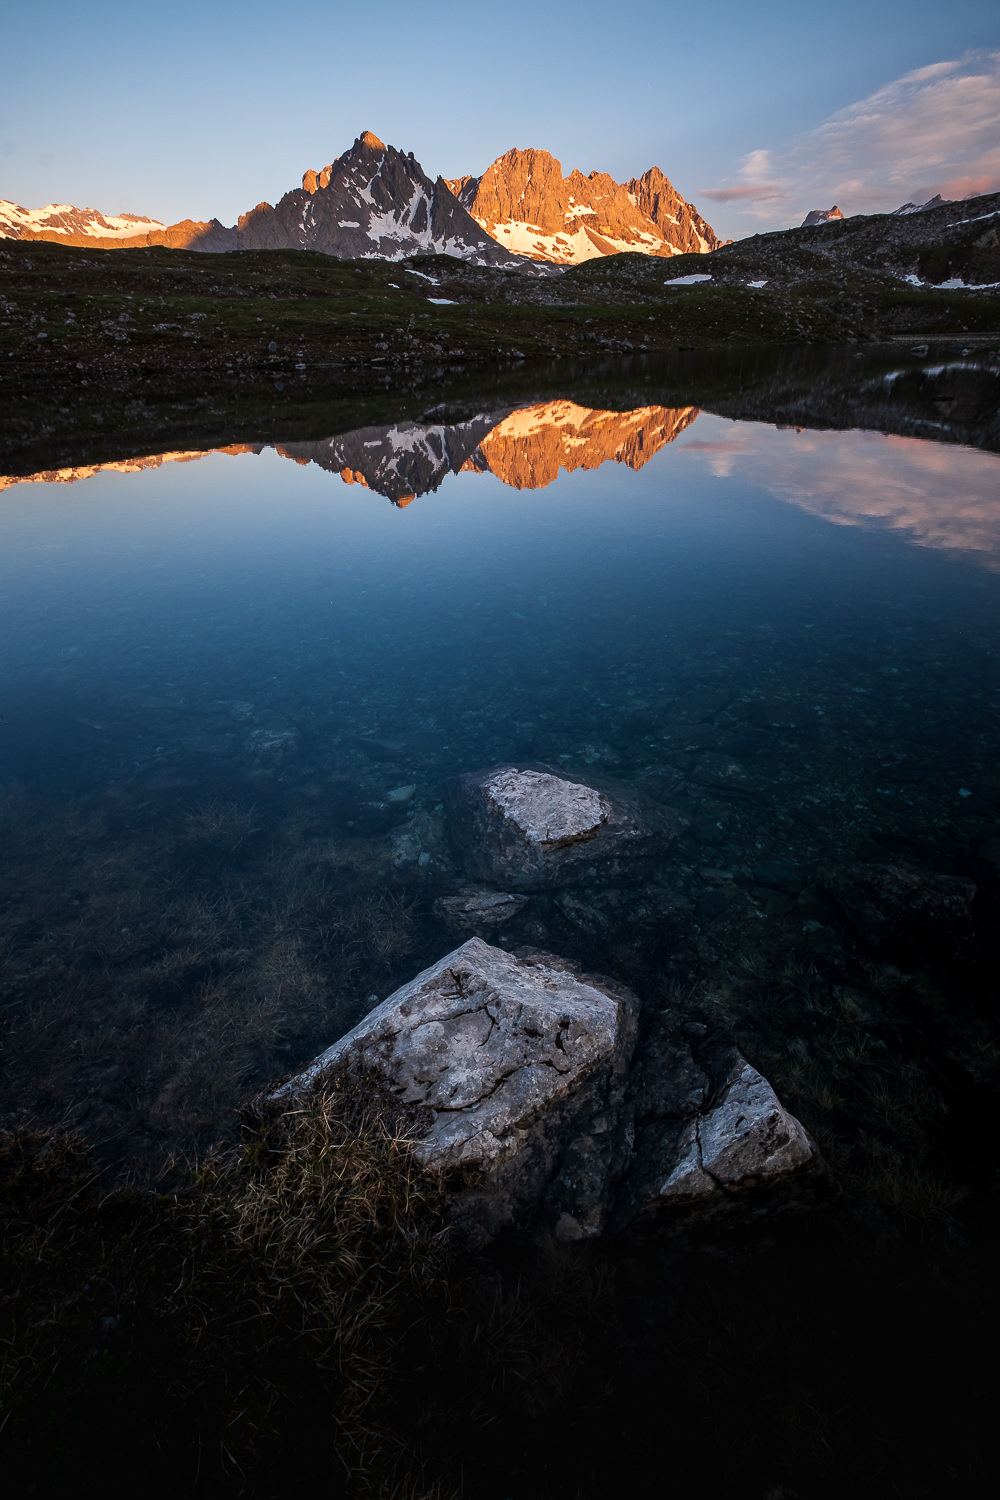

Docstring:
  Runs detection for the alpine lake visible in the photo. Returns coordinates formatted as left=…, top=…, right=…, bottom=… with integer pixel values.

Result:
left=2, top=344, right=999, bottom=1498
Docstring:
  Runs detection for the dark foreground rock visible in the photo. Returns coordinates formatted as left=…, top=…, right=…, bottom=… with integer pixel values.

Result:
left=448, top=763, right=686, bottom=891
left=271, top=937, right=639, bottom=1242
left=271, top=938, right=817, bottom=1243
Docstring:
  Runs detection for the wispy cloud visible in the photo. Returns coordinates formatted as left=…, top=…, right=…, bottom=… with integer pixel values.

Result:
left=702, top=51, right=1000, bottom=233
left=701, top=148, right=787, bottom=204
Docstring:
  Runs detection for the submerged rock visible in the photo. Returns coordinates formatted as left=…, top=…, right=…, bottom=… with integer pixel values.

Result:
left=244, top=726, right=299, bottom=761
left=270, top=938, right=816, bottom=1243
left=820, top=861, right=976, bottom=956
left=625, top=1055, right=814, bottom=1215
left=448, top=762, right=685, bottom=890
left=433, top=885, right=529, bottom=935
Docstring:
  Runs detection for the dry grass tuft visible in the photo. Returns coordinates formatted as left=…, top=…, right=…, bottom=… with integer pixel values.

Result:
left=0, top=1074, right=454, bottom=1496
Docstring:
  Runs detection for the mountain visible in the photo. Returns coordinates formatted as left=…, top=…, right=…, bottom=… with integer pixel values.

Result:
left=276, top=409, right=507, bottom=504
left=465, top=401, right=699, bottom=488
left=0, top=198, right=235, bottom=251
left=0, top=133, right=530, bottom=267
left=800, top=206, right=844, bottom=227
left=1, top=134, right=720, bottom=268
left=891, top=194, right=950, bottom=216
left=799, top=195, right=954, bottom=229
left=446, top=148, right=721, bottom=264
left=0, top=201, right=166, bottom=241
left=236, top=131, right=523, bottom=265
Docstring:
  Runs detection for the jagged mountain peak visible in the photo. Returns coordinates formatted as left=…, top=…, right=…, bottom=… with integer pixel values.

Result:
left=801, top=206, right=845, bottom=227
left=445, top=147, right=721, bottom=264
left=0, top=133, right=716, bottom=268
left=236, top=132, right=529, bottom=266
left=892, top=193, right=950, bottom=216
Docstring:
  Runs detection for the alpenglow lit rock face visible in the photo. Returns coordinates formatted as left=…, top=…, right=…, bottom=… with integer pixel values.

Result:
left=446, top=147, right=722, bottom=264
left=801, top=206, right=845, bottom=227
left=448, top=763, right=686, bottom=890
left=1, top=134, right=720, bottom=266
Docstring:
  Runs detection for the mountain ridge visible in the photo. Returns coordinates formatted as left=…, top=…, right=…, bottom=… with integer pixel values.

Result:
left=1, top=133, right=720, bottom=267
left=446, top=147, right=721, bottom=264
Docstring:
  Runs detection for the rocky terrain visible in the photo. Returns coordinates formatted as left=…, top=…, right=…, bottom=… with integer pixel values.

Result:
left=271, top=928, right=816, bottom=1246
left=718, top=188, right=1000, bottom=288
left=2, top=207, right=998, bottom=452
left=446, top=147, right=722, bottom=263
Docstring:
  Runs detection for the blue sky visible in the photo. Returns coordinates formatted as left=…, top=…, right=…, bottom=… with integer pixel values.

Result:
left=2, top=0, right=998, bottom=238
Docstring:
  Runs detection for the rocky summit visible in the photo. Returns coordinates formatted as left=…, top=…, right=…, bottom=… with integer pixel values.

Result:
left=236, top=131, right=525, bottom=266
left=447, top=146, right=722, bottom=263
left=0, top=132, right=539, bottom=268
left=801, top=206, right=845, bottom=227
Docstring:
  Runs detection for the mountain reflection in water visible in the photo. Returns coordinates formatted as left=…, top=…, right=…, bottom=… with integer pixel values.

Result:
left=0, top=401, right=699, bottom=507
left=4, top=393, right=1000, bottom=566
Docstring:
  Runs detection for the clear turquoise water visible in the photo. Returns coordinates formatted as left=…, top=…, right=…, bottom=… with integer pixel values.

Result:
left=2, top=404, right=999, bottom=1163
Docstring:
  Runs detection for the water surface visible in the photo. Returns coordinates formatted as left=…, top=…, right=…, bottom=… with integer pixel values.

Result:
left=2, top=384, right=999, bottom=1174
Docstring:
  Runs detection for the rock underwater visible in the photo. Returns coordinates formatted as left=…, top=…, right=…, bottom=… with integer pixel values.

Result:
left=447, top=763, right=686, bottom=891
left=270, top=938, right=818, bottom=1245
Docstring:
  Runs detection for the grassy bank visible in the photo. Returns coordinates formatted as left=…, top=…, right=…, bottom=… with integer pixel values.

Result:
left=3, top=235, right=998, bottom=399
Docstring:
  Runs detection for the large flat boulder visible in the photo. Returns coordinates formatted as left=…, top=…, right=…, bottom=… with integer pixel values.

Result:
left=270, top=938, right=639, bottom=1241
left=448, top=763, right=685, bottom=890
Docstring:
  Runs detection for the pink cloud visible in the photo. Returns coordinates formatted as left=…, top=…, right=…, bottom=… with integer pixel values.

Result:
left=939, top=172, right=999, bottom=199
left=700, top=184, right=786, bottom=202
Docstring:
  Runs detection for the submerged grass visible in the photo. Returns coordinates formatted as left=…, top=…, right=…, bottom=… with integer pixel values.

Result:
left=0, top=784, right=426, bottom=1172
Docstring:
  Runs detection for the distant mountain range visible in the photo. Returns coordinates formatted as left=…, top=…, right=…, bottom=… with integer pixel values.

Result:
left=800, top=194, right=953, bottom=228
left=0, top=131, right=720, bottom=267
